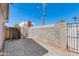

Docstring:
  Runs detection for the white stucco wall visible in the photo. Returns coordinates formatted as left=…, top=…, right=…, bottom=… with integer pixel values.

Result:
left=20, top=27, right=29, bottom=38
left=19, top=22, right=29, bottom=38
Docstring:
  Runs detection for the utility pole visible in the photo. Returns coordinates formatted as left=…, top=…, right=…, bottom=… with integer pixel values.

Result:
left=42, top=3, right=46, bottom=25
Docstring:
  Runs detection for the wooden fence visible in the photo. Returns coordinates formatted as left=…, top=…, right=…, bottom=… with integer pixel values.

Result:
left=4, top=27, right=21, bottom=40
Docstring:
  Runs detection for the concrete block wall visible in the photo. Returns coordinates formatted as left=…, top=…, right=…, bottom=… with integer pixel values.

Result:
left=28, top=23, right=67, bottom=50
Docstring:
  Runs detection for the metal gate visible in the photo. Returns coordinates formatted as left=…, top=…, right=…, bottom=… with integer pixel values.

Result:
left=67, top=23, right=79, bottom=53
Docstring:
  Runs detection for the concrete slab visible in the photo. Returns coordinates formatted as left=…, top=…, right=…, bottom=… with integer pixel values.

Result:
left=4, top=39, right=48, bottom=56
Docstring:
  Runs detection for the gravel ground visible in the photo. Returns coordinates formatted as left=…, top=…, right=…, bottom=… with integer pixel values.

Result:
left=4, top=39, right=48, bottom=56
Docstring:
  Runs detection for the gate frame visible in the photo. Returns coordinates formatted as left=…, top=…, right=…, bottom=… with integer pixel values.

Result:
left=67, top=22, right=79, bottom=54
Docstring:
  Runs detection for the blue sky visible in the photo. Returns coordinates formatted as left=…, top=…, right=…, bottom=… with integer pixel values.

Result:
left=9, top=3, right=79, bottom=27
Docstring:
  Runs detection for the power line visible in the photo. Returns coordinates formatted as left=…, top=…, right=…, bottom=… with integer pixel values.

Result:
left=10, top=3, right=41, bottom=11
left=10, top=3, right=35, bottom=20
left=10, top=3, right=42, bottom=17
left=10, top=3, right=47, bottom=25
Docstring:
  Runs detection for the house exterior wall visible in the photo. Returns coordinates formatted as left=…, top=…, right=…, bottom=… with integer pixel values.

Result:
left=0, top=4, right=4, bottom=50
left=0, top=3, right=9, bottom=50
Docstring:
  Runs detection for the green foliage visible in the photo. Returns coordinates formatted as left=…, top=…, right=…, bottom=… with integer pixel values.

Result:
left=14, top=23, right=20, bottom=28
left=60, top=20, right=65, bottom=23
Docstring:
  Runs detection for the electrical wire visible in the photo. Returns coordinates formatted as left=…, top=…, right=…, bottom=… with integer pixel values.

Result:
left=10, top=3, right=41, bottom=12
left=10, top=3, right=46, bottom=25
